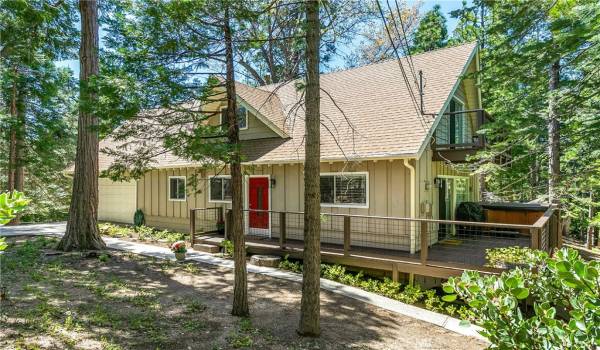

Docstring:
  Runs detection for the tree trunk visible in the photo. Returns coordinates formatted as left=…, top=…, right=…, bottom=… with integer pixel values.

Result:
left=7, top=74, right=18, bottom=192
left=58, top=0, right=105, bottom=251
left=547, top=60, right=560, bottom=202
left=586, top=190, right=594, bottom=250
left=298, top=0, right=321, bottom=337
left=225, top=6, right=249, bottom=317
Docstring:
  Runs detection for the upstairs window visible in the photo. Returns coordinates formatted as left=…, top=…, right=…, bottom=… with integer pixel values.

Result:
left=169, top=176, right=186, bottom=201
left=220, top=105, right=248, bottom=130
left=320, top=173, right=368, bottom=207
left=209, top=176, right=232, bottom=202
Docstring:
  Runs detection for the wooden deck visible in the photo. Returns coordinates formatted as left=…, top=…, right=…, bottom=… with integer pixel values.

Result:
left=193, top=233, right=524, bottom=279
left=190, top=205, right=560, bottom=280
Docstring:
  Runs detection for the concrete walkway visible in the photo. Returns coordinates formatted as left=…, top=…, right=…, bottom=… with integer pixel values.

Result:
left=1, top=222, right=487, bottom=342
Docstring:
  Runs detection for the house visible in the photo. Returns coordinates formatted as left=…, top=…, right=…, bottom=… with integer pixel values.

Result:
left=97, top=43, right=487, bottom=254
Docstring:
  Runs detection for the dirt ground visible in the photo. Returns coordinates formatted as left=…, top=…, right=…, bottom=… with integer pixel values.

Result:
left=0, top=236, right=487, bottom=350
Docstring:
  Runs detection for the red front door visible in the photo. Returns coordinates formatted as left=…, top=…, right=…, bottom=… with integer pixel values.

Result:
left=248, top=177, right=269, bottom=229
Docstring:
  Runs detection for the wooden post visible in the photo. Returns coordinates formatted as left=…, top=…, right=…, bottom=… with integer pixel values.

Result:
left=279, top=211, right=287, bottom=249
left=218, top=206, right=224, bottom=224
left=392, top=263, right=399, bottom=282
left=420, top=221, right=428, bottom=265
left=343, top=215, right=351, bottom=256
left=530, top=228, right=540, bottom=250
left=189, top=209, right=196, bottom=246
left=225, top=209, right=232, bottom=241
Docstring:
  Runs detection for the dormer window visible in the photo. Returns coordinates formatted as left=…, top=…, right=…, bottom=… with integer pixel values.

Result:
left=220, top=105, right=248, bottom=130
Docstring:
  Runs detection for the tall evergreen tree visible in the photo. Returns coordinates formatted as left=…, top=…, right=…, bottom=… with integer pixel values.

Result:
left=412, top=4, right=448, bottom=53
left=0, top=0, right=78, bottom=222
left=298, top=0, right=321, bottom=337
left=58, top=0, right=105, bottom=250
left=470, top=0, right=600, bottom=235
left=99, top=0, right=260, bottom=315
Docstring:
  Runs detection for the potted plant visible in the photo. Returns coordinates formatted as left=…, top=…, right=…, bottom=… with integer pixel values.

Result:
left=171, top=240, right=187, bottom=261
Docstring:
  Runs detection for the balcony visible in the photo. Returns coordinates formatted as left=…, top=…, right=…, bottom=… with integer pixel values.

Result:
left=432, top=109, right=491, bottom=163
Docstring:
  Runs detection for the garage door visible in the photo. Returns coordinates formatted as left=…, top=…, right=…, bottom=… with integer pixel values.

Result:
left=98, top=178, right=137, bottom=224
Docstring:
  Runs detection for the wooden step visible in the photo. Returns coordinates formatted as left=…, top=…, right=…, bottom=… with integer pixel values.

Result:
left=193, top=243, right=220, bottom=254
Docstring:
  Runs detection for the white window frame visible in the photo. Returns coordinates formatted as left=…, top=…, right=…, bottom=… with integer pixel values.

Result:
left=208, top=175, right=232, bottom=203
left=168, top=176, right=187, bottom=202
left=219, top=105, right=249, bottom=131
left=320, top=172, right=369, bottom=209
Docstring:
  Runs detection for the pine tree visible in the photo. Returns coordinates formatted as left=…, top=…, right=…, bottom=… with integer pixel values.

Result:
left=298, top=0, right=321, bottom=336
left=412, top=4, right=448, bottom=53
left=0, top=0, right=78, bottom=222
left=58, top=0, right=105, bottom=251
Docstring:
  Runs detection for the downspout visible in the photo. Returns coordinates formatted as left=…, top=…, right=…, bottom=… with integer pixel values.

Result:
left=403, top=159, right=416, bottom=254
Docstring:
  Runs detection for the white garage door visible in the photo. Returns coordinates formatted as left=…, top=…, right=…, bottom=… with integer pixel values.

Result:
left=98, top=178, right=137, bottom=224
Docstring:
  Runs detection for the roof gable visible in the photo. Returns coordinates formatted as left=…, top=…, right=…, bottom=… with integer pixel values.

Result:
left=238, top=43, right=478, bottom=164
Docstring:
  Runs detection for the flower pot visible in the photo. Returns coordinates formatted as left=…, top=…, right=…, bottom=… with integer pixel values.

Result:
left=175, top=252, right=186, bottom=261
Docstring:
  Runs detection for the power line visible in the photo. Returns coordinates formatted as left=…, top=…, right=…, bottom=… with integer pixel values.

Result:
left=375, top=0, right=426, bottom=131
left=389, top=0, right=418, bottom=88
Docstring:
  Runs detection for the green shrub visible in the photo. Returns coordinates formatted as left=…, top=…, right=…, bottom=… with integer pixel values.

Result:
left=221, top=239, right=234, bottom=257
left=98, top=223, right=186, bottom=244
left=278, top=255, right=302, bottom=273
left=444, top=248, right=600, bottom=349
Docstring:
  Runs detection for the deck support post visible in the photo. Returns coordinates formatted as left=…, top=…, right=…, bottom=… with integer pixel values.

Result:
left=189, top=209, right=196, bottom=246
left=392, top=263, right=399, bottom=282
left=279, top=212, right=287, bottom=249
left=420, top=221, right=428, bottom=265
left=530, top=228, right=540, bottom=250
left=217, top=206, right=224, bottom=225
left=225, top=209, right=232, bottom=241
left=343, top=216, right=351, bottom=256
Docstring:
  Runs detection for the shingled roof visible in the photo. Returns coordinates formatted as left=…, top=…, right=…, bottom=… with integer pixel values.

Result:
left=98, top=43, right=477, bottom=170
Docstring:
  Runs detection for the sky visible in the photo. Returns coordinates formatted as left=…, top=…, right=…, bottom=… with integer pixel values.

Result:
left=55, top=1, right=468, bottom=76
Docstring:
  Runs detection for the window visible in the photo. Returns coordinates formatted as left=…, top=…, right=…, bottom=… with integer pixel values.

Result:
left=169, top=176, right=186, bottom=201
left=209, top=176, right=232, bottom=202
left=220, top=105, right=248, bottom=130
left=320, top=173, right=368, bottom=207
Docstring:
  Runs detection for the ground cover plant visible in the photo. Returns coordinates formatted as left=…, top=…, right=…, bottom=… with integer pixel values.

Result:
left=98, top=223, right=187, bottom=245
left=278, top=255, right=474, bottom=320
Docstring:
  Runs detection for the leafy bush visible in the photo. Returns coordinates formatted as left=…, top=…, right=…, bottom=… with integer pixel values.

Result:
left=485, top=246, right=537, bottom=268
left=277, top=257, right=471, bottom=317
left=444, top=248, right=599, bottom=349
left=0, top=192, right=29, bottom=225
left=0, top=192, right=29, bottom=252
left=278, top=255, right=302, bottom=273
left=98, top=223, right=186, bottom=244
left=221, top=239, right=234, bottom=257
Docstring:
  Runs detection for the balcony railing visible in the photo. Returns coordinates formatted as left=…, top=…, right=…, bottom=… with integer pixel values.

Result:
left=432, top=109, right=491, bottom=162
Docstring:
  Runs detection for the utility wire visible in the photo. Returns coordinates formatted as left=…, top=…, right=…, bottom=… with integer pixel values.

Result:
left=389, top=0, right=419, bottom=88
left=375, top=0, right=425, bottom=131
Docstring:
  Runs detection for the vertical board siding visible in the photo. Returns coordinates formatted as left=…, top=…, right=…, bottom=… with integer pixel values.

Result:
left=134, top=159, right=420, bottom=233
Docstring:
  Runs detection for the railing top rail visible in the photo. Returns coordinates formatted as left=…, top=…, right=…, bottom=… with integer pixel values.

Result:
left=531, top=205, right=557, bottom=229
left=239, top=208, right=536, bottom=230
left=191, top=207, right=222, bottom=211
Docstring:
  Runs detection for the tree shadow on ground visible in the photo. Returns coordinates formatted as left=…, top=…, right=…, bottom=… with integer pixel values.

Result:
left=0, top=235, right=486, bottom=350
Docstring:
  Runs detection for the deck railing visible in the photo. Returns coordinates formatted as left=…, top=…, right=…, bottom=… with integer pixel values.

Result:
left=189, top=207, right=223, bottom=245
left=216, top=205, right=561, bottom=272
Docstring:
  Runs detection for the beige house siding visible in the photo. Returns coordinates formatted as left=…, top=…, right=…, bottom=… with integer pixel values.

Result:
left=207, top=102, right=280, bottom=140
left=134, top=160, right=413, bottom=237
